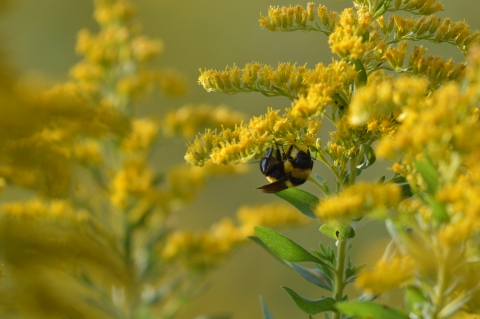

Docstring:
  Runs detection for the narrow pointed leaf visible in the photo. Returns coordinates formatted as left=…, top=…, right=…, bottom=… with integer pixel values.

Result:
left=352, top=59, right=368, bottom=87
left=249, top=236, right=291, bottom=267
left=259, top=296, right=276, bottom=319
left=275, top=188, right=318, bottom=218
left=413, top=157, right=438, bottom=194
left=282, top=286, right=336, bottom=315
left=313, top=174, right=330, bottom=195
left=336, top=301, right=409, bottom=319
left=357, top=144, right=376, bottom=169
left=292, top=263, right=333, bottom=291
left=374, top=0, right=392, bottom=18
left=254, top=226, right=329, bottom=267
left=405, top=286, right=428, bottom=315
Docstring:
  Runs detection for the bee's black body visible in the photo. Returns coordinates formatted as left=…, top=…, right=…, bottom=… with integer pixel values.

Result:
left=257, top=144, right=313, bottom=193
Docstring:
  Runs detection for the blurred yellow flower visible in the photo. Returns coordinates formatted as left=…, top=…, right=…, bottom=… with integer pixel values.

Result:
left=355, top=255, right=415, bottom=295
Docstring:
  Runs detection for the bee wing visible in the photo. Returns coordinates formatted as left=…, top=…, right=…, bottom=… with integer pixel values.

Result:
left=256, top=175, right=290, bottom=193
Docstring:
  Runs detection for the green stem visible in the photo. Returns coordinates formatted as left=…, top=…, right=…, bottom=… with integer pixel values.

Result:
left=349, top=156, right=358, bottom=186
left=317, top=152, right=347, bottom=189
left=124, top=220, right=138, bottom=319
left=332, top=239, right=348, bottom=319
left=431, top=250, right=448, bottom=319
left=308, top=175, right=328, bottom=197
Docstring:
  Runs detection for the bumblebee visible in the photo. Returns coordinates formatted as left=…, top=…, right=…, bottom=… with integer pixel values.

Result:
left=257, top=143, right=314, bottom=193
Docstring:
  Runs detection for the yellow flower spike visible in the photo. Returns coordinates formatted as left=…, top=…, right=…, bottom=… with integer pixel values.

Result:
left=285, top=6, right=294, bottom=27
left=259, top=15, right=276, bottom=32
left=355, top=255, right=415, bottom=295
left=294, top=5, right=304, bottom=26
left=413, top=16, right=427, bottom=36
left=120, top=118, right=160, bottom=153
left=435, top=18, right=451, bottom=42
left=377, top=16, right=387, bottom=34
left=198, top=69, right=218, bottom=92
left=315, top=182, right=401, bottom=222
left=438, top=219, right=473, bottom=247
left=269, top=6, right=282, bottom=28
left=237, top=202, right=309, bottom=237
left=74, top=140, right=103, bottom=166
left=307, top=2, right=315, bottom=22
left=131, top=36, right=163, bottom=62
left=318, top=5, right=329, bottom=27
left=328, top=12, right=338, bottom=31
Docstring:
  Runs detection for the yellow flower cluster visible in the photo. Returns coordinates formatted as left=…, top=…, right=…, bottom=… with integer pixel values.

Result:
left=163, top=104, right=245, bottom=139
left=109, top=159, right=248, bottom=211
left=349, top=76, right=429, bottom=125
left=120, top=118, right=160, bottom=153
left=198, top=62, right=309, bottom=98
left=355, top=255, right=415, bottom=295
left=376, top=80, right=480, bottom=171
left=0, top=78, right=131, bottom=196
left=185, top=107, right=322, bottom=166
left=0, top=199, right=130, bottom=313
left=191, top=59, right=359, bottom=167
left=70, top=0, right=186, bottom=112
left=328, top=7, right=373, bottom=60
left=288, top=60, right=358, bottom=119
left=198, top=60, right=357, bottom=103
left=433, top=175, right=480, bottom=247
left=378, top=14, right=478, bottom=54
left=237, top=202, right=309, bottom=236
left=315, top=182, right=401, bottom=221
left=259, top=2, right=338, bottom=34
left=161, top=218, right=244, bottom=272
left=162, top=202, right=308, bottom=271
left=74, top=139, right=104, bottom=166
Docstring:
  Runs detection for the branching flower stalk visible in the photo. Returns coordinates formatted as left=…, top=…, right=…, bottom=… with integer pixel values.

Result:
left=188, top=0, right=480, bottom=318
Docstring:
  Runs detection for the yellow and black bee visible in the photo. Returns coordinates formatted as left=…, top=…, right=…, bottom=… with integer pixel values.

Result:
left=257, top=143, right=314, bottom=193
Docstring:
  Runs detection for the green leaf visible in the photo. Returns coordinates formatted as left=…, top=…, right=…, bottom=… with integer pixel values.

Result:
left=427, top=197, right=449, bottom=223
left=254, top=226, right=329, bottom=267
left=336, top=301, right=409, bottom=319
left=319, top=223, right=356, bottom=240
left=275, top=188, right=319, bottom=218
left=373, top=0, right=392, bottom=18
left=352, top=59, right=368, bottom=88
left=292, top=263, right=333, bottom=291
left=259, top=296, right=276, bottom=319
left=345, top=263, right=366, bottom=282
left=282, top=286, right=336, bottom=315
left=248, top=236, right=291, bottom=267
left=405, top=286, right=428, bottom=316
left=313, top=174, right=330, bottom=195
left=413, top=157, right=438, bottom=195
left=357, top=144, right=376, bottom=170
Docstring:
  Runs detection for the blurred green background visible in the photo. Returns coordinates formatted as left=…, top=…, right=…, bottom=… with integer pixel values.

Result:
left=0, top=0, right=478, bottom=318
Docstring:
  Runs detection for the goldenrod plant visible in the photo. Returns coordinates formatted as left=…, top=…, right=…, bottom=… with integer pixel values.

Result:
left=188, top=0, right=480, bottom=318
left=0, top=0, right=309, bottom=318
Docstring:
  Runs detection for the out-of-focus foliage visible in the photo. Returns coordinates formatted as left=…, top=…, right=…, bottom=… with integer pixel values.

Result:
left=0, top=0, right=310, bottom=318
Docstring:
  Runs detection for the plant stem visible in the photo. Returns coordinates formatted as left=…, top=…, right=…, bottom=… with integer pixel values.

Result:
left=431, top=250, right=448, bottom=319
left=317, top=152, right=347, bottom=189
left=332, top=239, right=347, bottom=319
